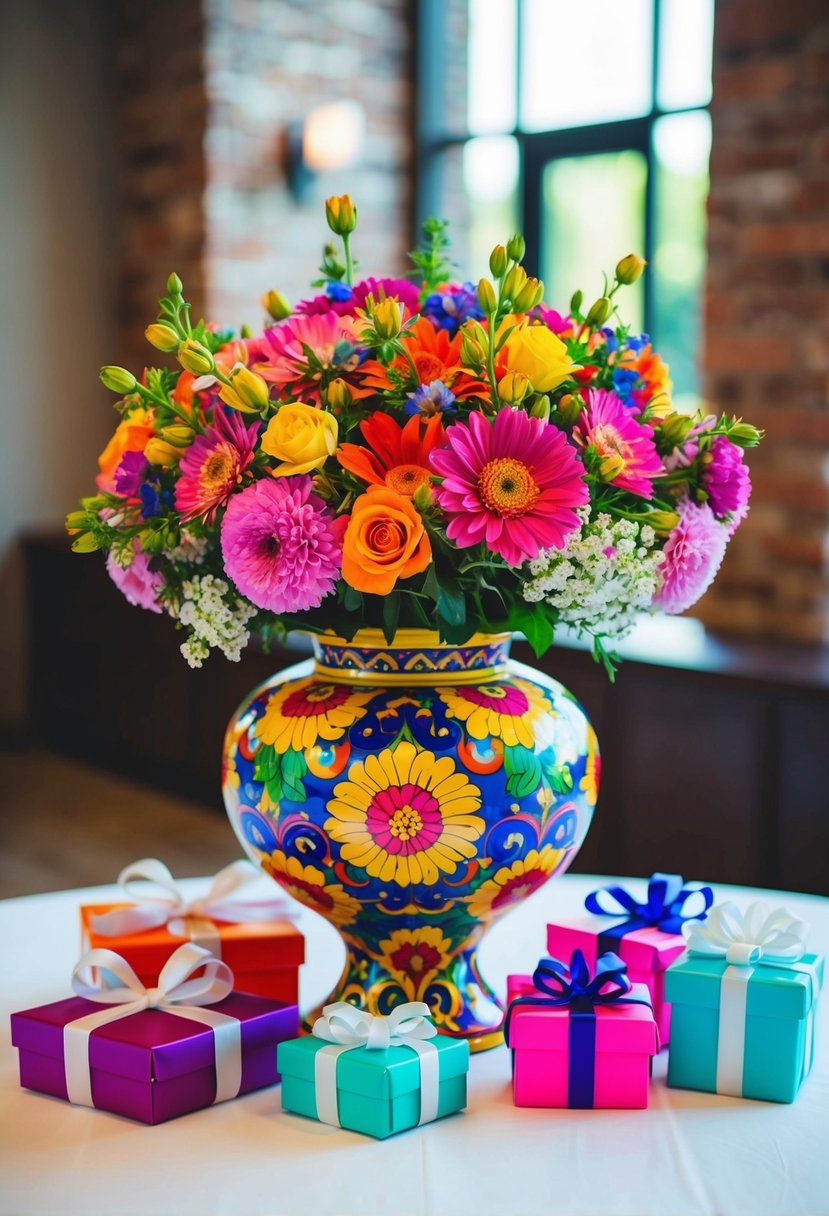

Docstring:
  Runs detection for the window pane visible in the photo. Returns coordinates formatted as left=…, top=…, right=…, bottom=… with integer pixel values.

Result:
left=651, top=111, right=711, bottom=406
left=432, top=137, right=519, bottom=281
left=521, top=0, right=653, bottom=131
left=657, top=0, right=714, bottom=111
left=541, top=151, right=647, bottom=332
left=468, top=0, right=517, bottom=134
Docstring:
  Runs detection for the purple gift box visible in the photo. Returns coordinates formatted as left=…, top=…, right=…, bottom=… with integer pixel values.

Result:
left=10, top=991, right=298, bottom=1124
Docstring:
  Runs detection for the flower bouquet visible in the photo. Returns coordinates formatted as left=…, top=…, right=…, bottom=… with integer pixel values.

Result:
left=67, top=195, right=760, bottom=677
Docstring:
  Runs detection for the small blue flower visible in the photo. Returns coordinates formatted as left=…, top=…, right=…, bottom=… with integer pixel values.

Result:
left=139, top=481, right=174, bottom=519
left=611, top=366, right=640, bottom=405
left=422, top=282, right=483, bottom=336
left=626, top=332, right=650, bottom=353
left=406, top=380, right=457, bottom=417
left=326, top=281, right=353, bottom=302
left=600, top=327, right=619, bottom=353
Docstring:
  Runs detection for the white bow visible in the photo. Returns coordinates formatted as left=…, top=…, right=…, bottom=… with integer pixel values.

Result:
left=683, top=901, right=809, bottom=966
left=311, top=1002, right=440, bottom=1129
left=89, top=858, right=296, bottom=951
left=64, top=943, right=242, bottom=1109
left=312, top=1001, right=437, bottom=1050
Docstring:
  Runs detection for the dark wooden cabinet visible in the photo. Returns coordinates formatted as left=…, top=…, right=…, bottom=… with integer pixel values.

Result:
left=25, top=535, right=829, bottom=894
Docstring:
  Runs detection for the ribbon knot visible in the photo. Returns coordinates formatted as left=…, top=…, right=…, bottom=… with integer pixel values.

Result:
left=585, top=872, right=713, bottom=933
left=312, top=1001, right=437, bottom=1051
left=684, top=901, right=808, bottom=966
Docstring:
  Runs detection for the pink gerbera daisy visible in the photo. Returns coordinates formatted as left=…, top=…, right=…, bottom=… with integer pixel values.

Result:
left=220, top=476, right=345, bottom=614
left=654, top=499, right=729, bottom=614
left=174, top=409, right=260, bottom=524
left=296, top=277, right=421, bottom=317
left=429, top=408, right=589, bottom=567
left=249, top=311, right=361, bottom=392
left=575, top=389, right=663, bottom=499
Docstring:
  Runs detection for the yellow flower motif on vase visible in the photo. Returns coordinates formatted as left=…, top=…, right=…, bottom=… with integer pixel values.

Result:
left=377, top=926, right=452, bottom=1000
left=325, top=741, right=484, bottom=886
left=579, top=726, right=600, bottom=807
left=255, top=677, right=374, bottom=754
left=465, top=845, right=566, bottom=920
left=262, top=851, right=361, bottom=927
left=439, top=677, right=552, bottom=749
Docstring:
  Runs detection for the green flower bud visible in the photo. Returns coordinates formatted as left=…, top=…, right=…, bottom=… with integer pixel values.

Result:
left=512, top=277, right=543, bottom=313
left=556, top=393, right=584, bottom=426
left=325, top=194, right=357, bottom=236
left=615, top=253, right=646, bottom=285
left=506, top=233, right=526, bottom=263
left=570, top=289, right=583, bottom=315
left=144, top=323, right=180, bottom=352
left=498, top=372, right=532, bottom=405
left=503, top=264, right=528, bottom=301
left=489, top=245, right=508, bottom=278
left=659, top=413, right=695, bottom=446
left=177, top=339, right=215, bottom=377
left=65, top=510, right=87, bottom=534
left=727, top=421, right=763, bottom=448
left=166, top=272, right=183, bottom=296
left=585, top=297, right=612, bottom=326
left=100, top=366, right=137, bottom=394
left=71, top=532, right=101, bottom=553
left=262, top=289, right=292, bottom=321
left=530, top=395, right=551, bottom=422
left=477, top=277, right=497, bottom=314
left=647, top=510, right=681, bottom=535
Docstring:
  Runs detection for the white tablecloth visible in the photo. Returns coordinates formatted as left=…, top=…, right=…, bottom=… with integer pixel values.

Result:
left=1, top=873, right=827, bottom=1216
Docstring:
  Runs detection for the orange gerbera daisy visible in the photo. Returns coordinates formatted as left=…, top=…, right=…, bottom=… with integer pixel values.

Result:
left=336, top=412, right=446, bottom=497
left=357, top=316, right=489, bottom=399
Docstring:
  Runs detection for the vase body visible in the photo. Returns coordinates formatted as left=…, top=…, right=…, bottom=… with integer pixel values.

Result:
left=222, top=630, right=599, bottom=1050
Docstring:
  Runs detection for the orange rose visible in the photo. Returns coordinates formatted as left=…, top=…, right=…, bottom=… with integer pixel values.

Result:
left=342, top=485, right=431, bottom=595
left=96, top=407, right=155, bottom=493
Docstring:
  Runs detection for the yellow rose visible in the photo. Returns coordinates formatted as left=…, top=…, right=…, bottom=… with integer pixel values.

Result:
left=261, top=402, right=338, bottom=476
left=500, top=321, right=577, bottom=393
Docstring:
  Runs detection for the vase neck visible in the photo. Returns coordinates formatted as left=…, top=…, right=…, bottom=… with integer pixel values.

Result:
left=310, top=630, right=513, bottom=686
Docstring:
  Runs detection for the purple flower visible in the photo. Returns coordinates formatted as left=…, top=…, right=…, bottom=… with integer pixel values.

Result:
left=532, top=306, right=572, bottom=336
left=114, top=450, right=149, bottom=497
left=702, top=436, right=751, bottom=532
left=296, top=276, right=421, bottom=318
left=220, top=476, right=344, bottom=613
left=405, top=379, right=457, bottom=417
left=422, top=282, right=483, bottom=335
left=106, top=541, right=165, bottom=613
left=654, top=499, right=729, bottom=615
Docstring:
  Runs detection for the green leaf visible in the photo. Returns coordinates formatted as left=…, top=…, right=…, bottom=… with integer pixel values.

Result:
left=548, top=764, right=574, bottom=795
left=382, top=591, right=401, bottom=644
left=343, top=585, right=363, bottom=613
left=504, top=745, right=543, bottom=798
left=437, top=583, right=466, bottom=628
left=281, top=750, right=307, bottom=802
left=253, top=743, right=280, bottom=784
left=505, top=600, right=556, bottom=658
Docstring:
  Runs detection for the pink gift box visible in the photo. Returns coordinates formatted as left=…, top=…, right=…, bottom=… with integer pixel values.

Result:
left=506, top=973, right=658, bottom=1109
left=547, top=918, right=684, bottom=1045
left=10, top=991, right=298, bottom=1124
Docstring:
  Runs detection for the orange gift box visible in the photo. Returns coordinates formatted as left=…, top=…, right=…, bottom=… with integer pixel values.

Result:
left=80, top=903, right=304, bottom=1004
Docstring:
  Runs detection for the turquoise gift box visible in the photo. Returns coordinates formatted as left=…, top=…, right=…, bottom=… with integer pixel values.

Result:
left=664, top=903, right=823, bottom=1104
left=277, top=1032, right=469, bottom=1138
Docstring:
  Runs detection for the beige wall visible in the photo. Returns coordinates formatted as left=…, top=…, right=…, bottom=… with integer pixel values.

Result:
left=0, top=0, right=116, bottom=726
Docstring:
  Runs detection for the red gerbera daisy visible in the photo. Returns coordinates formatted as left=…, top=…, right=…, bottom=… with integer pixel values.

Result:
left=336, top=412, right=446, bottom=498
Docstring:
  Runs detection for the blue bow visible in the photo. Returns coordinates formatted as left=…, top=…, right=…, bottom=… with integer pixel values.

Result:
left=585, top=872, right=713, bottom=935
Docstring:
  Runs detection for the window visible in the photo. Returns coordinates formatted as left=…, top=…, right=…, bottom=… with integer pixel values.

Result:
left=415, top=0, right=714, bottom=407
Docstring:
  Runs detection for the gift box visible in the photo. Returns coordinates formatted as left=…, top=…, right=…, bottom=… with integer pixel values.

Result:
left=506, top=952, right=658, bottom=1109
left=278, top=1002, right=469, bottom=1138
left=546, top=873, right=713, bottom=1045
left=10, top=944, right=299, bottom=1124
left=81, top=858, right=304, bottom=1004
left=665, top=902, right=823, bottom=1103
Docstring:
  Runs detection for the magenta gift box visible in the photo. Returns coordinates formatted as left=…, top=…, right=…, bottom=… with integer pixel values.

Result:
left=10, top=991, right=298, bottom=1124
left=506, top=973, right=658, bottom=1109
left=547, top=918, right=684, bottom=1045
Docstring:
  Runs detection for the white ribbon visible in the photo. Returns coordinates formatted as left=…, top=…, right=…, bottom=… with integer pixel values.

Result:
left=684, top=902, right=814, bottom=1096
left=64, top=943, right=242, bottom=1108
left=311, top=1001, right=439, bottom=1128
left=89, top=858, right=296, bottom=957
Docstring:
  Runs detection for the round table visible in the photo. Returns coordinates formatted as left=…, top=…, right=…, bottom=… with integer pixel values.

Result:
left=1, top=874, right=827, bottom=1216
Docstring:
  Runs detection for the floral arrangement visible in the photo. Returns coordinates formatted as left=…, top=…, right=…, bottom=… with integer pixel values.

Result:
left=67, top=196, right=761, bottom=675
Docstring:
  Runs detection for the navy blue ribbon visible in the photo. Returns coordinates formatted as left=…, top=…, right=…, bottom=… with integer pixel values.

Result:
left=585, top=872, right=714, bottom=956
left=505, top=950, right=653, bottom=1108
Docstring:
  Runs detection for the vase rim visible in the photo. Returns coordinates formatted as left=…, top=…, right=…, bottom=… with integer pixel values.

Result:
left=308, top=629, right=514, bottom=685
left=314, top=628, right=513, bottom=649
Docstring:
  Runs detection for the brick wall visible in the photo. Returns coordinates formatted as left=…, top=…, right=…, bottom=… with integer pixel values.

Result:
left=699, top=0, right=829, bottom=642
left=203, top=0, right=414, bottom=329
left=115, top=0, right=206, bottom=366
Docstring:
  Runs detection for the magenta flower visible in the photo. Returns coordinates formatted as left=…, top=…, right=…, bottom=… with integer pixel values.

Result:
left=654, top=499, right=729, bottom=615
left=702, top=436, right=751, bottom=532
left=296, top=277, right=421, bottom=318
left=429, top=408, right=588, bottom=567
left=175, top=408, right=260, bottom=524
left=576, top=389, right=664, bottom=499
left=532, top=306, right=572, bottom=336
left=106, top=542, right=164, bottom=613
left=220, top=476, right=345, bottom=613
left=249, top=311, right=360, bottom=394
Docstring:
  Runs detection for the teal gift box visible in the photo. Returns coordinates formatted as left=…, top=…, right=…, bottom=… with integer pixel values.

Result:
left=277, top=1003, right=469, bottom=1138
left=664, top=902, right=824, bottom=1104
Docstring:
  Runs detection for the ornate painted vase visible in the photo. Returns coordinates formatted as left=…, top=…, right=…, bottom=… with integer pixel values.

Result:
left=222, top=630, right=599, bottom=1051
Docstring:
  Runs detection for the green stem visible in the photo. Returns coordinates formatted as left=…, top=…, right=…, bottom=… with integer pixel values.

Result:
left=342, top=234, right=354, bottom=286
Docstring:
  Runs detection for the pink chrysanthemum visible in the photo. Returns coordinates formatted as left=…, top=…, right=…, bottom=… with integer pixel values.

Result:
left=220, top=476, right=345, bottom=613
left=654, top=499, right=729, bottom=615
left=296, top=277, right=421, bottom=317
left=106, top=541, right=164, bottom=613
left=429, top=408, right=589, bottom=567
left=702, top=436, right=751, bottom=532
left=174, top=409, right=260, bottom=524
left=576, top=389, right=663, bottom=499
left=249, top=311, right=360, bottom=391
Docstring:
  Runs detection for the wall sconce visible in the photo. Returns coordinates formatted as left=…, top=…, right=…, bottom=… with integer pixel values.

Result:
left=285, top=101, right=365, bottom=201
